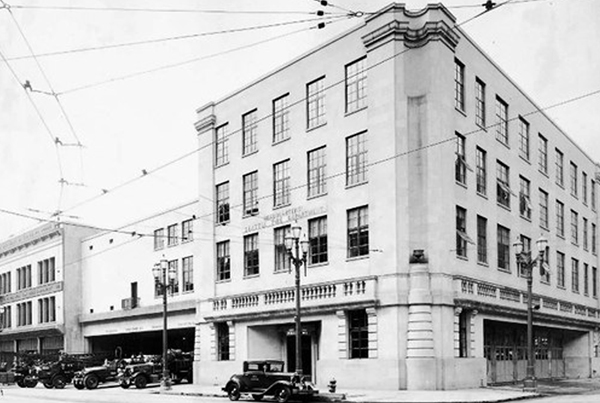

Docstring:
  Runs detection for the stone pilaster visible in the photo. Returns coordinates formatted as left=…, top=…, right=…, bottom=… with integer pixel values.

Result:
left=194, top=323, right=201, bottom=361
left=227, top=321, right=235, bottom=361
left=209, top=323, right=216, bottom=361
left=470, top=310, right=478, bottom=357
left=366, top=307, right=378, bottom=359
left=453, top=307, right=462, bottom=357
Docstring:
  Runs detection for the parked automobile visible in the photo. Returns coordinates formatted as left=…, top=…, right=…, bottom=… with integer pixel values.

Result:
left=118, top=360, right=161, bottom=389
left=13, top=362, right=38, bottom=388
left=73, top=359, right=128, bottom=390
left=223, top=360, right=318, bottom=403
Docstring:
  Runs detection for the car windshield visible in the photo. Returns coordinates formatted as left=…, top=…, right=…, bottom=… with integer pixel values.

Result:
left=267, top=362, right=283, bottom=372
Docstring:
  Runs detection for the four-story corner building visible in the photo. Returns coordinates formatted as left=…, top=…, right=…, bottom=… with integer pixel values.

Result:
left=194, top=3, right=600, bottom=390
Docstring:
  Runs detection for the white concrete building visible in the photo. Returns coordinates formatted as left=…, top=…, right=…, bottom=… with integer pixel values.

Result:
left=192, top=3, right=600, bottom=390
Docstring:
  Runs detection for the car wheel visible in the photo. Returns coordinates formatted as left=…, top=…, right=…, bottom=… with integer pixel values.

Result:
left=43, top=381, right=54, bottom=389
left=252, top=394, right=263, bottom=401
left=275, top=386, right=291, bottom=403
left=25, top=377, right=38, bottom=388
left=53, top=375, right=67, bottom=389
left=16, top=380, right=26, bottom=388
left=85, top=374, right=100, bottom=390
left=120, top=380, right=130, bottom=389
left=134, top=375, right=148, bottom=389
left=74, top=381, right=85, bottom=390
left=227, top=384, right=241, bottom=401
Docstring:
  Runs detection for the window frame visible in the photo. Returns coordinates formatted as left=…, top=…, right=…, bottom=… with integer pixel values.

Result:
left=345, top=57, right=367, bottom=113
left=307, top=146, right=327, bottom=198
left=347, top=206, right=369, bottom=258
left=475, top=77, right=486, bottom=127
left=454, top=59, right=465, bottom=111
left=242, top=109, right=258, bottom=156
left=346, top=131, right=368, bottom=187
left=306, top=76, right=326, bottom=129
left=215, top=123, right=229, bottom=167
left=244, top=233, right=260, bottom=277
left=273, top=159, right=291, bottom=208
left=273, top=94, right=290, bottom=143
left=308, top=216, right=328, bottom=265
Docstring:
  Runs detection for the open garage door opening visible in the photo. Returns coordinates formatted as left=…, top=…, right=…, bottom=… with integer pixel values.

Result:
left=89, top=328, right=195, bottom=357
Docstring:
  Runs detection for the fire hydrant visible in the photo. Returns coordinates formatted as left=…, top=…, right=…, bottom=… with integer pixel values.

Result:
left=328, top=378, right=337, bottom=393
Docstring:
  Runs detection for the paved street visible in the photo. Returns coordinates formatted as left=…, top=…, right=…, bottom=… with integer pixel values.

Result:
left=0, top=385, right=210, bottom=403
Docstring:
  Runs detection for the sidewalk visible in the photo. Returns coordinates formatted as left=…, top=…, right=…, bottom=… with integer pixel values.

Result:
left=155, top=383, right=538, bottom=403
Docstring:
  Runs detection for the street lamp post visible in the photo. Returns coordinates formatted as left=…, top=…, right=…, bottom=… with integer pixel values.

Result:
left=513, top=235, right=548, bottom=393
left=284, top=223, right=309, bottom=376
left=152, top=258, right=177, bottom=390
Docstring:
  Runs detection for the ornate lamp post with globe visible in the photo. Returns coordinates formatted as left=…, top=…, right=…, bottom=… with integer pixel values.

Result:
left=284, top=223, right=309, bottom=375
left=152, top=258, right=177, bottom=390
left=513, top=235, right=548, bottom=393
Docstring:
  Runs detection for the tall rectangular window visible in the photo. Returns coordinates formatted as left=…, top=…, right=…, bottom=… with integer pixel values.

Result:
left=17, top=301, right=32, bottom=327
left=38, top=297, right=55, bottom=324
left=348, top=309, right=369, bottom=359
left=593, top=223, right=597, bottom=255
left=346, top=132, right=368, bottom=186
left=169, top=260, right=179, bottom=294
left=181, top=256, right=194, bottom=292
left=308, top=216, right=328, bottom=264
left=244, top=234, right=259, bottom=276
left=497, top=225, right=510, bottom=271
left=495, top=96, right=508, bottom=145
left=216, top=182, right=230, bottom=224
left=217, top=322, right=230, bottom=361
left=347, top=206, right=369, bottom=258
left=215, top=123, right=229, bottom=166
left=0, top=272, right=11, bottom=295
left=274, top=226, right=291, bottom=273
left=216, top=241, right=231, bottom=281
left=496, top=161, right=512, bottom=208
left=584, top=263, right=589, bottom=296
left=0, top=306, right=11, bottom=329
left=477, top=216, right=487, bottom=264
left=538, top=134, right=548, bottom=174
left=583, top=218, right=589, bottom=251
left=475, top=78, right=486, bottom=127
left=476, top=147, right=487, bottom=195
left=593, top=267, right=598, bottom=298
left=243, top=171, right=258, bottom=216
left=345, top=57, right=367, bottom=113
left=582, top=172, right=588, bottom=204
left=455, top=133, right=467, bottom=185
left=592, top=180, right=597, bottom=211
left=37, top=258, right=56, bottom=285
left=539, top=189, right=549, bottom=229
left=242, top=109, right=258, bottom=156
left=181, top=219, right=193, bottom=243
left=273, top=159, right=291, bottom=207
left=273, top=94, right=290, bottom=143
left=555, top=149, right=564, bottom=186
left=167, top=224, right=179, bottom=247
left=154, top=228, right=164, bottom=250
left=16, top=265, right=32, bottom=291
left=572, top=258, right=579, bottom=293
left=557, top=252, right=565, bottom=288
left=571, top=210, right=579, bottom=245
left=570, top=162, right=578, bottom=197
left=518, top=117, right=530, bottom=160
left=556, top=200, right=565, bottom=237
left=519, top=176, right=531, bottom=219
left=454, top=59, right=465, bottom=111
left=307, top=76, right=326, bottom=129
left=307, top=146, right=327, bottom=198
left=456, top=206, right=468, bottom=258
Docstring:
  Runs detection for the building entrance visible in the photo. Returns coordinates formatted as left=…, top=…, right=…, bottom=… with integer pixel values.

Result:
left=484, top=320, right=565, bottom=384
left=286, top=335, right=312, bottom=377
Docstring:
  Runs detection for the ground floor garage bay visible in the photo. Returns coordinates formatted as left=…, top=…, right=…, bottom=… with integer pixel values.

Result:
left=88, top=328, right=195, bottom=357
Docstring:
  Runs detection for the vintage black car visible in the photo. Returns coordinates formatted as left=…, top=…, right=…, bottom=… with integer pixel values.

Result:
left=223, top=360, right=318, bottom=403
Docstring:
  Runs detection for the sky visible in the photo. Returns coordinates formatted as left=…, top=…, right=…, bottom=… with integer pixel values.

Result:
left=0, top=0, right=599, bottom=240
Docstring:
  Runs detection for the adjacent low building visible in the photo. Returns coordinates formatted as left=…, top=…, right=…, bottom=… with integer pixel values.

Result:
left=193, top=3, right=600, bottom=390
left=0, top=222, right=96, bottom=362
left=78, top=200, right=199, bottom=358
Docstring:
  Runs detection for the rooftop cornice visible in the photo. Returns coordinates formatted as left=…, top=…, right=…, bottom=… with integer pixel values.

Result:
left=0, top=223, right=61, bottom=260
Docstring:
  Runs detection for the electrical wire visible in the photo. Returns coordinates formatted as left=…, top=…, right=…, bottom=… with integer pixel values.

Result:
left=9, top=4, right=345, bottom=15
left=57, top=16, right=350, bottom=96
left=4, top=15, right=350, bottom=62
left=50, top=3, right=524, bottom=219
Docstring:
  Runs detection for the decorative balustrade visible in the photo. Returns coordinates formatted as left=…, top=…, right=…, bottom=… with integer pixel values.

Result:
left=209, top=277, right=376, bottom=316
left=455, top=276, right=598, bottom=321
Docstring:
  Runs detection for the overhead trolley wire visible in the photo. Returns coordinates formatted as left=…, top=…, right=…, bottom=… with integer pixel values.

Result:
left=5, top=15, right=352, bottom=62
left=9, top=4, right=345, bottom=16
left=51, top=2, right=515, bottom=218
left=57, top=15, right=351, bottom=95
